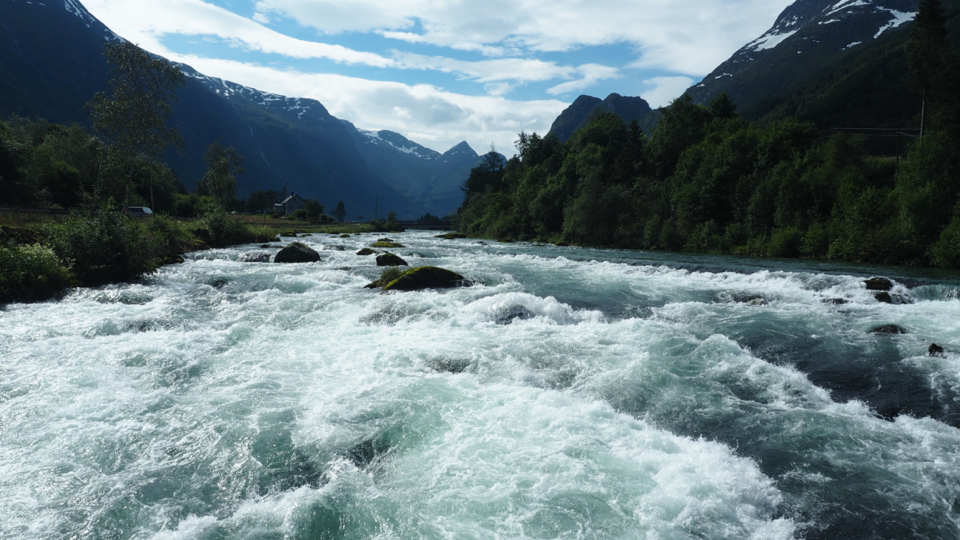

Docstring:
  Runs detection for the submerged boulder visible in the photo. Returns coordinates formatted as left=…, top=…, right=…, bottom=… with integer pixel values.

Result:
left=874, top=292, right=893, bottom=304
left=731, top=292, right=768, bottom=306
left=274, top=242, right=321, bottom=263
left=870, top=324, right=907, bottom=335
left=865, top=277, right=894, bottom=291
left=376, top=253, right=408, bottom=267
left=929, top=344, right=947, bottom=358
left=435, top=232, right=466, bottom=239
left=239, top=252, right=271, bottom=263
left=356, top=248, right=378, bottom=256
left=366, top=266, right=467, bottom=291
left=494, top=305, right=535, bottom=325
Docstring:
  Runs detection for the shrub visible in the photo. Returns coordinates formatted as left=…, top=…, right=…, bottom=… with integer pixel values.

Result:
left=766, top=226, right=803, bottom=258
left=47, top=209, right=156, bottom=285
left=0, top=243, right=74, bottom=303
left=929, top=209, right=960, bottom=268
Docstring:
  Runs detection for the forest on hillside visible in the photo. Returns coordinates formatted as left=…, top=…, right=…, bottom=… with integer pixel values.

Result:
left=456, top=0, right=960, bottom=269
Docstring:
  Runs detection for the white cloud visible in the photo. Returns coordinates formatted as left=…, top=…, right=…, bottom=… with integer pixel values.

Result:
left=641, top=76, right=696, bottom=108
left=165, top=54, right=567, bottom=154
left=547, top=64, right=622, bottom=96
left=254, top=0, right=793, bottom=75
left=83, top=0, right=397, bottom=67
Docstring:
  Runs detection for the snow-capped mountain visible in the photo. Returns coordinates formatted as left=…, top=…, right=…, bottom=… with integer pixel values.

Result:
left=346, top=124, right=486, bottom=217
left=0, top=0, right=480, bottom=218
left=688, top=0, right=918, bottom=110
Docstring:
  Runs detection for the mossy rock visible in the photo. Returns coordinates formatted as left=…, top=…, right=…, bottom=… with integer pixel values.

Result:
left=376, top=253, right=408, bottom=266
left=372, top=241, right=404, bottom=248
left=339, top=234, right=351, bottom=238
left=366, top=266, right=467, bottom=291
left=280, top=231, right=299, bottom=237
left=435, top=232, right=466, bottom=239
left=356, top=248, right=379, bottom=256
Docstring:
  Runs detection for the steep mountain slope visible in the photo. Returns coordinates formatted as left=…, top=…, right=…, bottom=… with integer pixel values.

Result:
left=548, top=93, right=659, bottom=142
left=345, top=124, right=484, bottom=217
left=747, top=0, right=960, bottom=130
left=0, top=0, right=453, bottom=218
left=688, top=0, right=919, bottom=114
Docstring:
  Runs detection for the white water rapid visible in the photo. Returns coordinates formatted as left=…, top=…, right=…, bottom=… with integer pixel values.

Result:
left=3, top=231, right=960, bottom=539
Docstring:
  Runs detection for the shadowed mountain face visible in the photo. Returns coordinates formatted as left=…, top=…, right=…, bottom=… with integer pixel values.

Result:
left=0, top=0, right=488, bottom=218
left=346, top=125, right=484, bottom=218
left=687, top=0, right=920, bottom=116
left=548, top=93, right=659, bottom=142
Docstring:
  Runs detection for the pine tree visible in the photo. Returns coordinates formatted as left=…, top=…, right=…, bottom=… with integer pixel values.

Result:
left=908, top=0, right=948, bottom=137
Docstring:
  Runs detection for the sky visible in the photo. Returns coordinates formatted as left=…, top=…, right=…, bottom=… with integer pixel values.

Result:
left=81, top=0, right=794, bottom=155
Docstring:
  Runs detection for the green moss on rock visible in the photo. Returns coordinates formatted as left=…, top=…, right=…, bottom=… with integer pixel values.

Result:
left=365, top=266, right=467, bottom=291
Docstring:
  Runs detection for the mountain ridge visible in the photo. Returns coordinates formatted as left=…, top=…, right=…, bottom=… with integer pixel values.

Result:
left=687, top=0, right=919, bottom=112
left=0, top=0, right=485, bottom=218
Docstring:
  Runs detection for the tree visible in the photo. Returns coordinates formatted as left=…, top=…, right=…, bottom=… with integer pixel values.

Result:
left=88, top=42, right=184, bottom=208
left=197, top=141, right=243, bottom=209
left=908, top=0, right=948, bottom=138
left=304, top=199, right=323, bottom=222
left=334, top=201, right=346, bottom=223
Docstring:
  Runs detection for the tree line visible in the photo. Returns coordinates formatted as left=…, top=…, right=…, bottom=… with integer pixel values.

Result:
left=456, top=0, right=960, bottom=268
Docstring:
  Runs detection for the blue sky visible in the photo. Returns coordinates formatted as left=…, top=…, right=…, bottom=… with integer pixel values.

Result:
left=81, top=0, right=793, bottom=155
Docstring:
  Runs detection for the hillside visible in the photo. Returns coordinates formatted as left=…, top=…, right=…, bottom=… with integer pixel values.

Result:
left=0, top=0, right=488, bottom=218
left=548, top=93, right=659, bottom=142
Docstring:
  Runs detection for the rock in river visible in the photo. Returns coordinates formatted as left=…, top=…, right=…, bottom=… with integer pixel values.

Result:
left=274, top=242, right=321, bottom=263
left=366, top=266, right=467, bottom=291
left=376, top=253, right=408, bottom=267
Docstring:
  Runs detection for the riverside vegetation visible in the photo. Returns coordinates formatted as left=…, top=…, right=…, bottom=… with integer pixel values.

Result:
left=456, top=0, right=960, bottom=269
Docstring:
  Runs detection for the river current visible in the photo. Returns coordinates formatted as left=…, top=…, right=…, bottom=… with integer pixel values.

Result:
left=3, top=231, right=960, bottom=539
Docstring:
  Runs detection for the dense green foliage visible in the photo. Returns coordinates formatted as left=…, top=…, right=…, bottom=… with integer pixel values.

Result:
left=0, top=243, right=73, bottom=303
left=457, top=86, right=960, bottom=267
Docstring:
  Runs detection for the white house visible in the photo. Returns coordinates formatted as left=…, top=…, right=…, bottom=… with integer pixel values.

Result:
left=274, top=192, right=307, bottom=216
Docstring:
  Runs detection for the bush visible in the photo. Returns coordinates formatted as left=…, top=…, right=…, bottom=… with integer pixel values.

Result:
left=0, top=243, right=74, bottom=303
left=766, top=226, right=803, bottom=258
left=47, top=209, right=156, bottom=286
left=929, top=209, right=960, bottom=268
left=147, top=214, right=194, bottom=258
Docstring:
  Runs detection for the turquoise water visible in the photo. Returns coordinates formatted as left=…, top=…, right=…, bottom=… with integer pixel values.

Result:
left=2, top=232, right=960, bottom=539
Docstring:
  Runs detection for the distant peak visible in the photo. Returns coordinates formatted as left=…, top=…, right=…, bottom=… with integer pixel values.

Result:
left=444, top=141, right=478, bottom=157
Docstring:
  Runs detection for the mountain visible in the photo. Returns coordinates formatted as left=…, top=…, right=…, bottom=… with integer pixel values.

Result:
left=0, top=0, right=482, bottom=218
left=345, top=125, right=483, bottom=217
left=687, top=0, right=920, bottom=116
left=548, top=93, right=659, bottom=142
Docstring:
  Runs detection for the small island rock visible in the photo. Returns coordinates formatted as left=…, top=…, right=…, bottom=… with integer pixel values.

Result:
left=356, top=248, right=378, bottom=256
left=274, top=242, right=321, bottom=263
left=929, top=344, right=946, bottom=358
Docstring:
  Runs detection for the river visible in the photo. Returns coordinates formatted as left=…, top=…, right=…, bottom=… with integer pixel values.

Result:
left=3, top=231, right=960, bottom=539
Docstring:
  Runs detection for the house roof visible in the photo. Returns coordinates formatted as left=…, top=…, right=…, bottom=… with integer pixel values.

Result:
left=279, top=193, right=306, bottom=205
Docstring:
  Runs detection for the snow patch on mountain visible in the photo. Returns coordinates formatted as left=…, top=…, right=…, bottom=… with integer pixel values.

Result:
left=874, top=8, right=915, bottom=38
left=825, top=0, right=871, bottom=17
left=63, top=0, right=97, bottom=27
left=748, top=29, right=800, bottom=51
left=356, top=129, right=440, bottom=160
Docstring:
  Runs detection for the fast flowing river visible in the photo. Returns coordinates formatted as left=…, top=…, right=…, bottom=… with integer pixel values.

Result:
left=3, top=231, right=960, bottom=539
